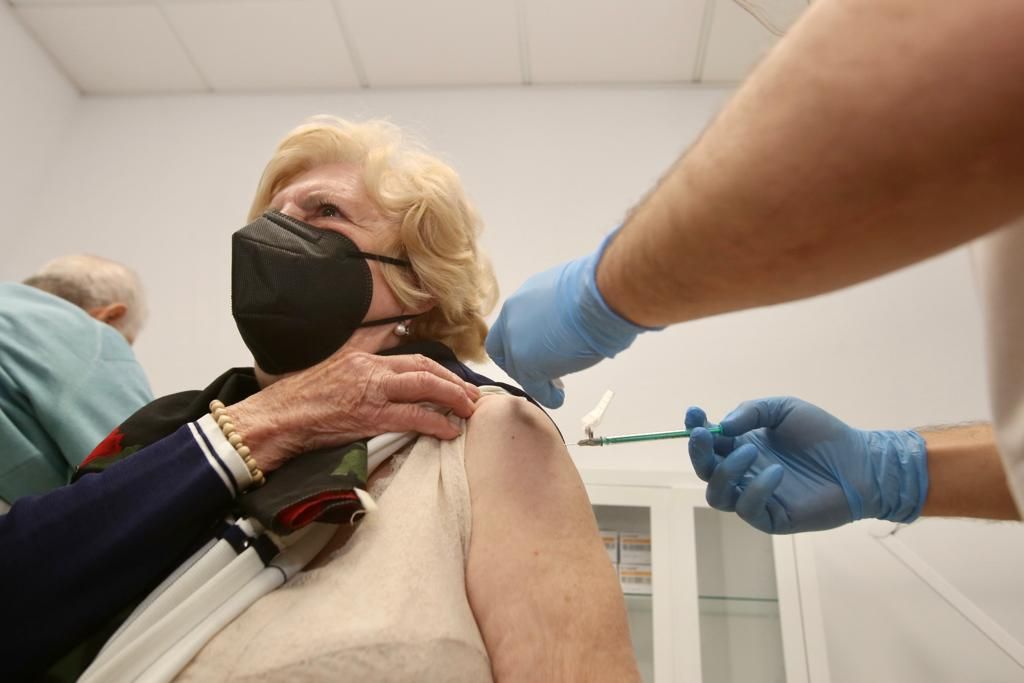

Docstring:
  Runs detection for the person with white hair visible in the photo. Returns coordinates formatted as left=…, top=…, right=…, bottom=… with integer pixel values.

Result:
left=0, top=254, right=153, bottom=508
left=23, top=253, right=149, bottom=344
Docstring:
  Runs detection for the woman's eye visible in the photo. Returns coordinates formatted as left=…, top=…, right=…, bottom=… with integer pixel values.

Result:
left=317, top=202, right=342, bottom=219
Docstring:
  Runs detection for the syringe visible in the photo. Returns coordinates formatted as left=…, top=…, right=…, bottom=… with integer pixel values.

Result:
left=576, top=425, right=724, bottom=447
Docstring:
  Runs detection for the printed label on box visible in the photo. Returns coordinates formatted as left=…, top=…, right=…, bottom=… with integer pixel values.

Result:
left=599, top=530, right=619, bottom=564
left=618, top=563, right=652, bottom=595
left=619, top=533, right=651, bottom=565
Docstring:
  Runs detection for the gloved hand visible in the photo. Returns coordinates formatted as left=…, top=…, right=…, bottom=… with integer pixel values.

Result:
left=485, top=231, right=656, bottom=408
left=685, top=397, right=928, bottom=534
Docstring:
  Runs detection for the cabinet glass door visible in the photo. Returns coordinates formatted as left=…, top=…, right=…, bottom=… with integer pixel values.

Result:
left=593, top=504, right=655, bottom=682
left=694, top=507, right=786, bottom=683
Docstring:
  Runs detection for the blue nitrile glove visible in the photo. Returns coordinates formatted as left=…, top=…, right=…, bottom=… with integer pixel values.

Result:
left=486, top=231, right=657, bottom=408
left=684, top=397, right=928, bottom=534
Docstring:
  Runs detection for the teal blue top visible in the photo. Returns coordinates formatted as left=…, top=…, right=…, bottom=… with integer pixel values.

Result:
left=0, top=283, right=153, bottom=503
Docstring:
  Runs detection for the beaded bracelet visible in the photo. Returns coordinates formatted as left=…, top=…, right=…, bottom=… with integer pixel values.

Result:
left=209, top=399, right=266, bottom=488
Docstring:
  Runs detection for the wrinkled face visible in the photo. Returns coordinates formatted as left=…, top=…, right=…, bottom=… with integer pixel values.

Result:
left=268, top=162, right=407, bottom=325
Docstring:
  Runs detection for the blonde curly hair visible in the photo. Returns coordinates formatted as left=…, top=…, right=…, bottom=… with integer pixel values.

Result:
left=248, top=117, right=498, bottom=361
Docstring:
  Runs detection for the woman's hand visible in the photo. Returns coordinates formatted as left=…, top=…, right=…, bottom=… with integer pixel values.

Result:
left=228, top=349, right=480, bottom=472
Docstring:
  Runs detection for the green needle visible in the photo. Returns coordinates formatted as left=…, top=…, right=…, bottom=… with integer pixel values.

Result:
left=577, top=425, right=724, bottom=447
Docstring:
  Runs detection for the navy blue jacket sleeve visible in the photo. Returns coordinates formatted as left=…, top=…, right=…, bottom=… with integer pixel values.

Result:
left=0, top=423, right=234, bottom=679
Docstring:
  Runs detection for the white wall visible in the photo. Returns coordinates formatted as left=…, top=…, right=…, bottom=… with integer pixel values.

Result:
left=4, top=78, right=1024, bottom=680
left=0, top=2, right=77, bottom=242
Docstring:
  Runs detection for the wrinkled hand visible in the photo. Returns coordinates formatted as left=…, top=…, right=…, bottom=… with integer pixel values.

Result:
left=486, top=232, right=652, bottom=409
left=685, top=397, right=928, bottom=534
left=231, top=350, right=480, bottom=472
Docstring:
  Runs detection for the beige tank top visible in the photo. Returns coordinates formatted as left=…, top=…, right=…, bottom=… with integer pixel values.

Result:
left=175, top=420, right=492, bottom=682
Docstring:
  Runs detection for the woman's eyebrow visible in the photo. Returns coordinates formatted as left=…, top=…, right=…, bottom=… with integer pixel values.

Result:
left=302, top=189, right=350, bottom=210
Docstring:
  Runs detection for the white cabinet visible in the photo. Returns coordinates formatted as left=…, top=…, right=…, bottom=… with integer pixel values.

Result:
left=582, top=469, right=829, bottom=683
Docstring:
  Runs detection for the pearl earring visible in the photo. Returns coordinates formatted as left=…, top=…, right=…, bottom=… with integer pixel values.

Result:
left=394, top=321, right=411, bottom=337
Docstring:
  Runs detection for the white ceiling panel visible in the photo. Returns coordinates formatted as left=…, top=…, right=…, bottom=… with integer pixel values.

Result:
left=523, top=0, right=706, bottom=84
left=335, top=0, right=521, bottom=87
left=163, top=0, right=359, bottom=91
left=15, top=4, right=206, bottom=93
left=701, top=0, right=807, bottom=82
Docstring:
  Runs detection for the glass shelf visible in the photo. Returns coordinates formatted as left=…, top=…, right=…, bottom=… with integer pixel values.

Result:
left=696, top=508, right=786, bottom=683
left=699, top=596, right=781, bottom=619
left=699, top=595, right=778, bottom=603
left=623, top=594, right=779, bottom=604
left=624, top=594, right=653, bottom=609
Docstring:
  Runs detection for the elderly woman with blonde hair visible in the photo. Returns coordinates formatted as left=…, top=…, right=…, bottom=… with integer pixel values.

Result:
left=25, top=118, right=640, bottom=682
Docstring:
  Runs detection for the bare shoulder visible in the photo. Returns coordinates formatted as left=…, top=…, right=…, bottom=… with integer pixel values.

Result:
left=464, top=393, right=562, bottom=450
left=462, top=392, right=579, bottom=510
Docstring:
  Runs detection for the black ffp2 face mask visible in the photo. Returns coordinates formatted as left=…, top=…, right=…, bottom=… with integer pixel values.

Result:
left=231, top=210, right=413, bottom=375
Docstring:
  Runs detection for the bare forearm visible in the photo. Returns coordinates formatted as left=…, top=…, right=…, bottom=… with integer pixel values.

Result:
left=920, top=423, right=1019, bottom=520
left=599, top=0, right=1024, bottom=327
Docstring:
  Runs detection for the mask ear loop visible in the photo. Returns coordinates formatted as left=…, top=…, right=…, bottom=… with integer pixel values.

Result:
left=355, top=249, right=424, bottom=333
left=352, top=251, right=412, bottom=267
left=359, top=313, right=416, bottom=327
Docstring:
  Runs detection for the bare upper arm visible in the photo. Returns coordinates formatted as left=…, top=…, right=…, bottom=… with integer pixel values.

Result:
left=461, top=393, right=639, bottom=682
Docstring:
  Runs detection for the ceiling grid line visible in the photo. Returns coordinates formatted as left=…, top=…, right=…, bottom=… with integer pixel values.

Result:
left=692, top=0, right=717, bottom=83
left=9, top=0, right=804, bottom=94
left=155, top=0, right=211, bottom=92
left=7, top=0, right=82, bottom=94
left=513, top=0, right=531, bottom=85
left=329, top=0, right=369, bottom=88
